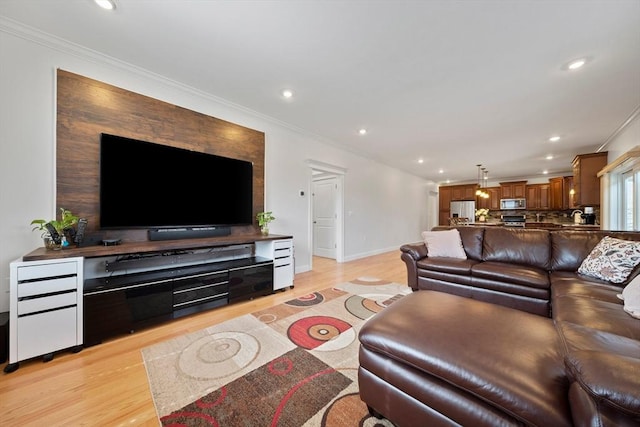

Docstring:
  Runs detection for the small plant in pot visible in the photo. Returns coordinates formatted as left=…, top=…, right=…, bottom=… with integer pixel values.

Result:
left=31, top=208, right=79, bottom=250
left=256, top=211, right=275, bottom=236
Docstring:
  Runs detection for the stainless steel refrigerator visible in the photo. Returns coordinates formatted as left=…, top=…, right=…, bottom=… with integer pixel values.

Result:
left=450, top=201, right=476, bottom=223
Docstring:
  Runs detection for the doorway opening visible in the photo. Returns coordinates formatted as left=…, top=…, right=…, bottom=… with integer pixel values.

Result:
left=306, top=160, right=346, bottom=271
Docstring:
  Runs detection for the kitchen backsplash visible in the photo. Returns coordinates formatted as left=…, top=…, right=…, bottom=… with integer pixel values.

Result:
left=482, top=208, right=600, bottom=224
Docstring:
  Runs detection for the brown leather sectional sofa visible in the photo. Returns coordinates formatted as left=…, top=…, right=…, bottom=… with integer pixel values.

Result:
left=358, top=226, right=640, bottom=426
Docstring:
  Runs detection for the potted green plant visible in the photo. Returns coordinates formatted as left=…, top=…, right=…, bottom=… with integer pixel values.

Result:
left=256, top=211, right=275, bottom=236
left=31, top=208, right=79, bottom=249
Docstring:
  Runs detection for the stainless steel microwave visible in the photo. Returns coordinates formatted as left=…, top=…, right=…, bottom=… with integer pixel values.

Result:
left=500, top=198, right=526, bottom=210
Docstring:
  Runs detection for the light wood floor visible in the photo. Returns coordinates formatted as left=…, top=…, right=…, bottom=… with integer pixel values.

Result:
left=1, top=251, right=407, bottom=426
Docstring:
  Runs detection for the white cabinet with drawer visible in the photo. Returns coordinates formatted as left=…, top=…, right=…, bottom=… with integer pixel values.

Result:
left=5, top=257, right=84, bottom=373
left=256, top=238, right=294, bottom=290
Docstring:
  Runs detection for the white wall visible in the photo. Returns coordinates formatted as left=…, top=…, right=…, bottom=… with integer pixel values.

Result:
left=599, top=109, right=640, bottom=229
left=0, top=21, right=433, bottom=311
left=603, top=110, right=640, bottom=162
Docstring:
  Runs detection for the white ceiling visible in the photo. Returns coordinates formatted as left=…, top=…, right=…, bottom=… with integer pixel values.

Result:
left=2, top=0, right=639, bottom=184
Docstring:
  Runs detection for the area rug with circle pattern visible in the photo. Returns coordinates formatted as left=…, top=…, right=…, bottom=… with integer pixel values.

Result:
left=142, top=277, right=410, bottom=426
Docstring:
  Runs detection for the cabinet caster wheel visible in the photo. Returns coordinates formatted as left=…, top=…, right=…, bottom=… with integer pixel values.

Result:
left=71, top=345, right=83, bottom=354
left=42, top=353, right=54, bottom=363
left=4, top=362, right=19, bottom=373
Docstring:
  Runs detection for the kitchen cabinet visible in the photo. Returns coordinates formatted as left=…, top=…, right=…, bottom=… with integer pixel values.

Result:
left=564, top=176, right=574, bottom=209
left=500, top=181, right=527, bottom=199
left=526, top=184, right=550, bottom=210
left=572, top=152, right=607, bottom=206
left=549, top=177, right=564, bottom=210
left=450, top=184, right=477, bottom=201
left=438, top=186, right=452, bottom=225
left=550, top=176, right=574, bottom=210
left=477, top=187, right=500, bottom=211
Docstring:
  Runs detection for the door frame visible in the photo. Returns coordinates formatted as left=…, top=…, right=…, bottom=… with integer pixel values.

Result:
left=306, top=160, right=346, bottom=268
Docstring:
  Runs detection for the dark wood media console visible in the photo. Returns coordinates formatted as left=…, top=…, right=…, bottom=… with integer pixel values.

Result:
left=21, top=234, right=293, bottom=347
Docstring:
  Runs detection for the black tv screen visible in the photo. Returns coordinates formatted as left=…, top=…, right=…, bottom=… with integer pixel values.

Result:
left=100, top=133, right=253, bottom=229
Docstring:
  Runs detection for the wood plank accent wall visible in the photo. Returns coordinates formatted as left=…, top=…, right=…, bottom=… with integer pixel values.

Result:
left=56, top=70, right=265, bottom=242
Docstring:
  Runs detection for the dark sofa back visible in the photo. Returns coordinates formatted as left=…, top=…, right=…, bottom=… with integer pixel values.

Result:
left=457, top=226, right=485, bottom=260
left=431, top=226, right=640, bottom=279
left=550, top=230, right=640, bottom=272
left=482, top=227, right=551, bottom=270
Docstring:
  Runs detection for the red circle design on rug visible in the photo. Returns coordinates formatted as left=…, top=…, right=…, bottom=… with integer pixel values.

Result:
left=268, top=356, right=294, bottom=376
left=287, top=316, right=353, bottom=350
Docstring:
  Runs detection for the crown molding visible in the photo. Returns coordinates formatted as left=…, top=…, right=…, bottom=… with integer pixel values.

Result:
left=597, top=105, right=640, bottom=152
left=0, top=16, right=329, bottom=141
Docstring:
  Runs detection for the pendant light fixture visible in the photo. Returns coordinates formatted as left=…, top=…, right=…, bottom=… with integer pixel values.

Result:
left=475, top=164, right=489, bottom=199
left=481, top=168, right=489, bottom=199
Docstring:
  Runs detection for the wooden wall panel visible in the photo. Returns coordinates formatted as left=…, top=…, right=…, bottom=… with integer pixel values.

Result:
left=56, top=70, right=265, bottom=242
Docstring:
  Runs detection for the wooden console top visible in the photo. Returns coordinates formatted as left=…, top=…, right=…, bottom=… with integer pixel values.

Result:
left=23, top=234, right=293, bottom=261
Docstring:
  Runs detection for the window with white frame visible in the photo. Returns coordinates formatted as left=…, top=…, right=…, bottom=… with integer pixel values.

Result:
left=622, top=169, right=636, bottom=230
left=601, top=147, right=640, bottom=231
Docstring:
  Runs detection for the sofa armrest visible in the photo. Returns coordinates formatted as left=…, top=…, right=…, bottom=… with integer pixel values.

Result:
left=565, top=350, right=640, bottom=418
left=400, top=243, right=427, bottom=290
left=400, top=242, right=427, bottom=261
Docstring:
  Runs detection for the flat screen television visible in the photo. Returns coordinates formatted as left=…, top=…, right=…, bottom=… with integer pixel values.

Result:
left=100, top=133, right=253, bottom=229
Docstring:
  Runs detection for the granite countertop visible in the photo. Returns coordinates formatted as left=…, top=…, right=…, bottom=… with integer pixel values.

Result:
left=560, top=224, right=601, bottom=229
left=525, top=222, right=562, bottom=228
left=466, top=222, right=600, bottom=229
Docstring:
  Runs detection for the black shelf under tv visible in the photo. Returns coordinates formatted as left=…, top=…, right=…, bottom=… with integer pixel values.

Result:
left=83, top=255, right=273, bottom=346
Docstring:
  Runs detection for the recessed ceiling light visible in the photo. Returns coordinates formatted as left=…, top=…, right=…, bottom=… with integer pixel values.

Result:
left=549, top=136, right=561, bottom=142
left=438, top=169, right=444, bottom=174
left=418, top=159, right=424, bottom=164
left=95, top=0, right=116, bottom=10
left=358, top=128, right=367, bottom=135
left=281, top=89, right=294, bottom=99
left=567, top=59, right=586, bottom=70
left=563, top=57, right=591, bottom=71
left=446, top=180, right=451, bottom=184
left=546, top=155, right=554, bottom=160
left=542, top=170, right=549, bottom=174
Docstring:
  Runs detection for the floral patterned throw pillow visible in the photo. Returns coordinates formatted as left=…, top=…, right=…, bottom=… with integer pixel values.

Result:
left=578, top=236, right=640, bottom=284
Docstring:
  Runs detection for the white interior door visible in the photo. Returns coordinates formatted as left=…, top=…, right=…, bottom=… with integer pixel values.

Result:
left=313, top=177, right=337, bottom=259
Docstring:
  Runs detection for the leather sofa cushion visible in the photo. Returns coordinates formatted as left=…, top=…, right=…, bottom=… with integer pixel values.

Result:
left=359, top=348, right=524, bottom=427
left=472, top=261, right=549, bottom=289
left=359, top=291, right=572, bottom=427
left=550, top=231, right=606, bottom=272
left=551, top=231, right=640, bottom=278
left=417, top=257, right=478, bottom=275
left=456, top=226, right=484, bottom=260
left=556, top=320, right=640, bottom=360
left=565, top=351, right=640, bottom=416
left=551, top=273, right=624, bottom=304
left=553, top=296, right=640, bottom=341
left=483, top=227, right=551, bottom=270
left=568, top=380, right=640, bottom=427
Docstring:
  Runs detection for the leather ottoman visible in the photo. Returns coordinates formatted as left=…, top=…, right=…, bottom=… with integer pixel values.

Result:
left=358, top=291, right=573, bottom=427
